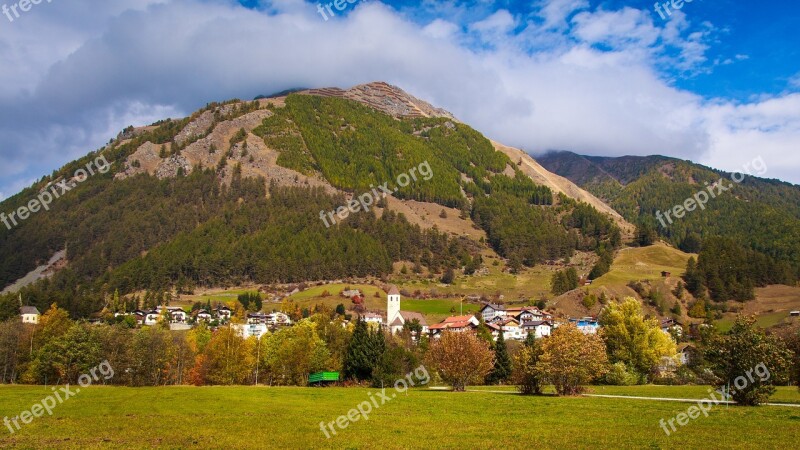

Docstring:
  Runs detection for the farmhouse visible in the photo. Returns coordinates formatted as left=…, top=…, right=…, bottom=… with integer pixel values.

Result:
left=361, top=312, right=384, bottom=327
left=496, top=317, right=524, bottom=340
left=216, top=306, right=232, bottom=321
left=20, top=306, right=40, bottom=324
left=521, top=320, right=553, bottom=339
left=429, top=315, right=480, bottom=337
left=661, top=318, right=683, bottom=336
left=144, top=310, right=160, bottom=326
left=677, top=343, right=698, bottom=365
left=479, top=302, right=506, bottom=322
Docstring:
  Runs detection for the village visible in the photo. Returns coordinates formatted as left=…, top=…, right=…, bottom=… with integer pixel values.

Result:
left=17, top=285, right=693, bottom=348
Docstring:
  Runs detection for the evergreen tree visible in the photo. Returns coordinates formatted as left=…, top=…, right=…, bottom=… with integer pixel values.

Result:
left=487, top=331, right=512, bottom=384
left=441, top=267, right=455, bottom=284
left=344, top=319, right=383, bottom=381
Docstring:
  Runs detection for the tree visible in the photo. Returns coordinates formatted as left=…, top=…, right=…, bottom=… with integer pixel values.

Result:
left=261, top=321, right=330, bottom=386
left=551, top=268, right=579, bottom=296
left=636, top=222, right=656, bottom=246
left=202, top=326, right=254, bottom=385
left=683, top=257, right=704, bottom=297
left=704, top=316, right=792, bottom=405
left=426, top=332, right=494, bottom=392
left=127, top=326, right=177, bottom=386
left=598, top=297, right=677, bottom=380
left=680, top=232, right=702, bottom=253
left=513, top=333, right=543, bottom=395
left=0, top=320, right=24, bottom=383
left=537, top=324, right=608, bottom=395
left=335, top=304, right=346, bottom=316
left=486, top=331, right=512, bottom=384
left=441, top=267, right=456, bottom=285
left=343, top=319, right=384, bottom=382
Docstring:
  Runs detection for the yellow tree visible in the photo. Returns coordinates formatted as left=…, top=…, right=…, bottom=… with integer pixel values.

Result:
left=598, top=297, right=677, bottom=379
left=426, top=331, right=494, bottom=392
left=261, top=320, right=330, bottom=386
left=537, top=324, right=609, bottom=395
left=203, top=326, right=255, bottom=385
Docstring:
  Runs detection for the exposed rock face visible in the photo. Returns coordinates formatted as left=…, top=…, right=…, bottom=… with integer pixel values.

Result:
left=302, top=82, right=456, bottom=119
left=174, top=110, right=214, bottom=146
left=156, top=154, right=193, bottom=179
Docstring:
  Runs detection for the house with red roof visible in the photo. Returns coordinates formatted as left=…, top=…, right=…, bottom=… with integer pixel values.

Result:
left=428, top=314, right=480, bottom=337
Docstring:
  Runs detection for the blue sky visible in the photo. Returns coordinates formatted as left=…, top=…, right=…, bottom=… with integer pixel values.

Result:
left=0, top=0, right=799, bottom=199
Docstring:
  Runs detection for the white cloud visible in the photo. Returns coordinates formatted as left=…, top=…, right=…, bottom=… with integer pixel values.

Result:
left=0, top=0, right=798, bottom=198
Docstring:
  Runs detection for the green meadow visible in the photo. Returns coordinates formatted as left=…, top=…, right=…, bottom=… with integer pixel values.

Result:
left=1, top=385, right=798, bottom=449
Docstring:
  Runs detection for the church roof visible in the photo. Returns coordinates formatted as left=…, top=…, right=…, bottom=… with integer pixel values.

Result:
left=400, top=311, right=428, bottom=326
left=387, top=285, right=400, bottom=296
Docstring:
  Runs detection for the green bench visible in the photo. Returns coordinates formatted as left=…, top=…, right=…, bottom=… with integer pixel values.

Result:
left=309, top=372, right=340, bottom=385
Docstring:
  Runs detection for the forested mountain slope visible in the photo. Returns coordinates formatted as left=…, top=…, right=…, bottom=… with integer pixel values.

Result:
left=0, top=84, right=623, bottom=318
left=539, top=151, right=800, bottom=301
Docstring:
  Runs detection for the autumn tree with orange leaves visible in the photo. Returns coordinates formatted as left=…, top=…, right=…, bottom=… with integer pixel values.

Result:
left=426, top=331, right=494, bottom=392
left=537, top=324, right=608, bottom=395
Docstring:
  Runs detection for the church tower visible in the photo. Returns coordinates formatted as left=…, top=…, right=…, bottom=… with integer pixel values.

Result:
left=387, top=285, right=401, bottom=325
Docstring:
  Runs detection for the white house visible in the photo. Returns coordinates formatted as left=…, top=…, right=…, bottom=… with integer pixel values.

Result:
left=235, top=323, right=269, bottom=339
left=479, top=303, right=506, bottom=322
left=362, top=312, right=384, bottom=327
left=265, top=311, right=292, bottom=327
left=170, top=310, right=188, bottom=323
left=195, top=310, right=212, bottom=322
left=144, top=310, right=160, bottom=326
left=216, top=306, right=232, bottom=321
left=521, top=320, right=553, bottom=339
left=155, top=306, right=187, bottom=323
left=20, top=306, right=40, bottom=324
left=497, top=318, right=524, bottom=340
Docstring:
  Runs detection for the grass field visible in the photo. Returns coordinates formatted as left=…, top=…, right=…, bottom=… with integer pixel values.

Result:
left=591, top=242, right=693, bottom=290
left=1, top=385, right=798, bottom=449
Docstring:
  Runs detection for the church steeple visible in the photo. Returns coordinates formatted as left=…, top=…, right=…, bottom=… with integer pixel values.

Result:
left=387, top=285, right=401, bottom=325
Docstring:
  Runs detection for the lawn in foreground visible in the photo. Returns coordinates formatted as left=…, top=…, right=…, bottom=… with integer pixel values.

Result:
left=1, top=386, right=799, bottom=449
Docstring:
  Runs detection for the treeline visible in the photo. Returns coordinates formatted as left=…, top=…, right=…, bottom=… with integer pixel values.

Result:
left=471, top=193, right=621, bottom=270
left=472, top=193, right=578, bottom=269
left=0, top=170, right=473, bottom=318
left=0, top=304, right=424, bottom=388
left=684, top=237, right=796, bottom=302
left=551, top=268, right=579, bottom=295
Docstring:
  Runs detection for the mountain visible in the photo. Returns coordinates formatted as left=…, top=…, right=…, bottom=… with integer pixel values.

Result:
left=539, top=151, right=800, bottom=302
left=0, top=83, right=626, bottom=318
